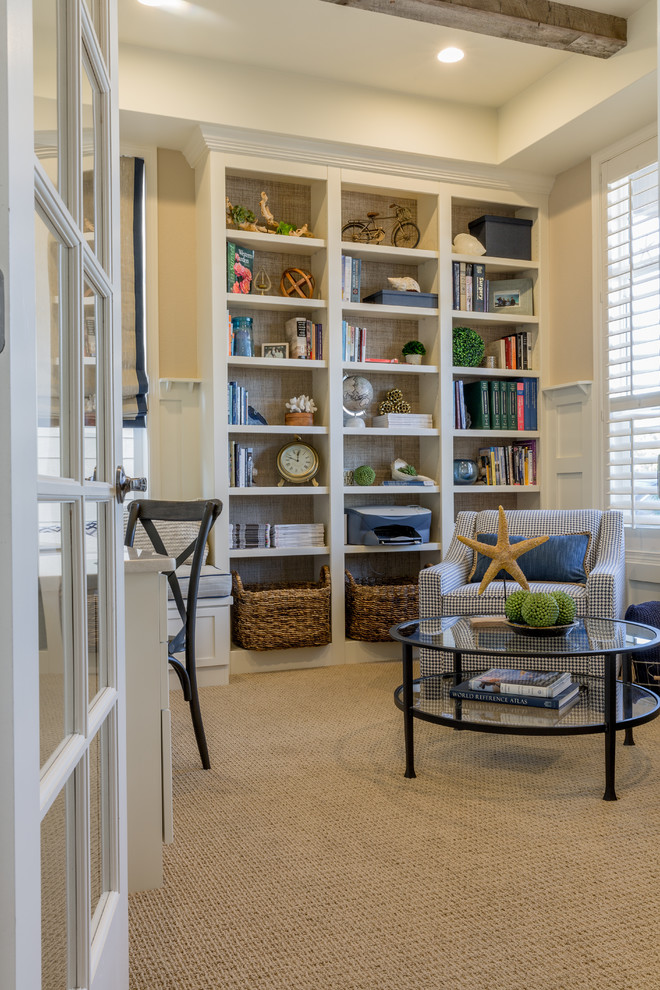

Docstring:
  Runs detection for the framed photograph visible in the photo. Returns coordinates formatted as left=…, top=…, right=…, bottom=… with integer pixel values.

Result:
left=488, top=278, right=534, bottom=316
left=261, top=342, right=289, bottom=359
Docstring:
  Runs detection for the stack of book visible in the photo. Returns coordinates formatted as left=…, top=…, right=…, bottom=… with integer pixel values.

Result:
left=227, top=381, right=249, bottom=425
left=230, top=523, right=271, bottom=550
left=478, top=441, right=537, bottom=486
left=228, top=442, right=254, bottom=487
left=372, top=413, right=433, bottom=429
left=452, top=261, right=486, bottom=311
left=285, top=317, right=323, bottom=359
left=454, top=377, right=538, bottom=431
left=449, top=667, right=580, bottom=722
left=342, top=255, right=362, bottom=302
left=342, top=321, right=367, bottom=362
left=485, top=332, right=531, bottom=370
left=272, top=523, right=325, bottom=548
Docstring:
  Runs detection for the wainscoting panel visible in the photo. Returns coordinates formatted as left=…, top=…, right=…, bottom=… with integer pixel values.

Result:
left=542, top=381, right=595, bottom=509
left=157, top=381, right=203, bottom=500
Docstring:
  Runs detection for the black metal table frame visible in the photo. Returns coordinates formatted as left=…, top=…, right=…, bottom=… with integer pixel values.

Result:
left=391, top=617, right=660, bottom=801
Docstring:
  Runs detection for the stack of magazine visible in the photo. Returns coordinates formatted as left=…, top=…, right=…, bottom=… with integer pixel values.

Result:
left=449, top=667, right=581, bottom=726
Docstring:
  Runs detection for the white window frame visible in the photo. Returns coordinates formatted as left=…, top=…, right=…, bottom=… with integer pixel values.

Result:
left=592, top=124, right=660, bottom=556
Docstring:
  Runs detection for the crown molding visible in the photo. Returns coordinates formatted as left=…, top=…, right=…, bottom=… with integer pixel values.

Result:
left=183, top=123, right=555, bottom=196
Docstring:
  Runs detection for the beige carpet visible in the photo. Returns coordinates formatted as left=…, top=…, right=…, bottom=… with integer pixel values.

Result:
left=129, top=661, right=660, bottom=990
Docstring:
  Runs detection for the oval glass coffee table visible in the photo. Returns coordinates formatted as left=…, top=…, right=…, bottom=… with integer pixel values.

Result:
left=390, top=616, right=660, bottom=800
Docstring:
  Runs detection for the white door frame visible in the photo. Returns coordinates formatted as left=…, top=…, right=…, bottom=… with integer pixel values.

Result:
left=0, top=1, right=128, bottom=986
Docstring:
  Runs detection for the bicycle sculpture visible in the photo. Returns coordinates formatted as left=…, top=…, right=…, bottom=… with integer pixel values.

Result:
left=341, top=203, right=420, bottom=249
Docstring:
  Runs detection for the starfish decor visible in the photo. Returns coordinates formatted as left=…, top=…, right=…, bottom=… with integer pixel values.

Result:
left=457, top=505, right=549, bottom=595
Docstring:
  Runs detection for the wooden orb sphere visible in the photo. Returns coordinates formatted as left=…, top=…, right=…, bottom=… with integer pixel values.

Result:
left=280, top=268, right=315, bottom=299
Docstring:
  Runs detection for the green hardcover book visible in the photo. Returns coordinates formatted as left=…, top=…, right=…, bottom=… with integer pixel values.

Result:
left=488, top=379, right=502, bottom=430
left=506, top=380, right=517, bottom=430
left=463, top=380, right=490, bottom=430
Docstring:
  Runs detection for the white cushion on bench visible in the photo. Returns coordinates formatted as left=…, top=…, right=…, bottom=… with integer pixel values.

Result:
left=167, top=564, right=232, bottom=601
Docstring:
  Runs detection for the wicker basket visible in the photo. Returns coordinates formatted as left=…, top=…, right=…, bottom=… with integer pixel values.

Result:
left=231, top=567, right=331, bottom=651
left=345, top=570, right=419, bottom=642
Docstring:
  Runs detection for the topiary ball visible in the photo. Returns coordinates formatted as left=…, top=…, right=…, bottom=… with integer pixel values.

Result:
left=550, top=590, right=577, bottom=625
left=520, top=592, right=559, bottom=627
left=354, top=464, right=376, bottom=486
left=453, top=326, right=485, bottom=367
left=504, top=589, right=530, bottom=623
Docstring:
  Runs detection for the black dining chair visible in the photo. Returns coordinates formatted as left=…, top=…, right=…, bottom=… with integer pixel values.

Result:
left=124, top=498, right=223, bottom=770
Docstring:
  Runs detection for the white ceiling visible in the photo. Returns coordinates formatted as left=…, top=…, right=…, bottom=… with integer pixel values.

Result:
left=117, top=0, right=649, bottom=109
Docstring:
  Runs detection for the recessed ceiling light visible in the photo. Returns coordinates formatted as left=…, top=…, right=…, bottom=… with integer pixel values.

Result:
left=437, top=47, right=464, bottom=63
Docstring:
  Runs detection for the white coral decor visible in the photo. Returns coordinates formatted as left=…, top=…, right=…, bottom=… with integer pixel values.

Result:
left=286, top=394, right=317, bottom=414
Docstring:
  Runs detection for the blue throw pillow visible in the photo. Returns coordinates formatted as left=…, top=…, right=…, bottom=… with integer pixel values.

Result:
left=468, top=532, right=591, bottom=584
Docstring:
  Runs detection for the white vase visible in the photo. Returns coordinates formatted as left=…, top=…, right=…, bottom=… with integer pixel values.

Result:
left=405, top=354, right=422, bottom=365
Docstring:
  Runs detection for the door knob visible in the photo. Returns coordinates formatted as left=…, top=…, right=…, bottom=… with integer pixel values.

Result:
left=115, top=466, right=147, bottom=503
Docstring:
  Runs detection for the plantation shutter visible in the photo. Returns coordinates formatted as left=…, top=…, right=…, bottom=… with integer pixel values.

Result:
left=601, top=138, right=660, bottom=528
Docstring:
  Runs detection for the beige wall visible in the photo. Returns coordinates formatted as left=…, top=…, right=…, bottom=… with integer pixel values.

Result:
left=157, top=148, right=197, bottom=378
left=546, top=158, right=593, bottom=386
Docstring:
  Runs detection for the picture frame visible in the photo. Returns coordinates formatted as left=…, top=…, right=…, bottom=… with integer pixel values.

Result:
left=261, top=342, right=289, bottom=359
left=488, top=278, right=534, bottom=316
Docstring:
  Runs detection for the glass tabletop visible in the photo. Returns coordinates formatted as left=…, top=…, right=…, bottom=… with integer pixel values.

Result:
left=390, top=616, right=660, bottom=658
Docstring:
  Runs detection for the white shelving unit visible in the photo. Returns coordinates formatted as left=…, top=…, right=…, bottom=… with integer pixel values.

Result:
left=192, top=146, right=546, bottom=674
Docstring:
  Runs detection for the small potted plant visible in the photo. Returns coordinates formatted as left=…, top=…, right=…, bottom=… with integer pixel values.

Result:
left=402, top=340, right=426, bottom=365
left=285, top=394, right=317, bottom=426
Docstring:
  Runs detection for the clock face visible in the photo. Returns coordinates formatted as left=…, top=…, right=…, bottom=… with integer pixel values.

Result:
left=277, top=441, right=319, bottom=483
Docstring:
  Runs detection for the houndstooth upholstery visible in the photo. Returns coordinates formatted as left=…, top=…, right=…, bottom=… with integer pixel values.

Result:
left=418, top=509, right=625, bottom=677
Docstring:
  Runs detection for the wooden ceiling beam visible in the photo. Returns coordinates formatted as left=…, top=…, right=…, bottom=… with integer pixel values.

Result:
left=319, top=0, right=627, bottom=58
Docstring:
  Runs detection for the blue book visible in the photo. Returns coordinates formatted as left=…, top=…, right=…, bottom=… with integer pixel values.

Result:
left=449, top=680, right=579, bottom=710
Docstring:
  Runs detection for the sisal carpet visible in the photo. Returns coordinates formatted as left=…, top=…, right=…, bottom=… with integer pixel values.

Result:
left=129, top=661, right=660, bottom=990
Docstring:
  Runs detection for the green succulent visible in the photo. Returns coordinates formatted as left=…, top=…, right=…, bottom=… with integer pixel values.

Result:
left=399, top=464, right=417, bottom=476
left=231, top=204, right=255, bottom=226
left=452, top=326, right=485, bottom=367
left=354, top=464, right=376, bottom=486
left=277, top=220, right=296, bottom=236
left=520, top=592, right=560, bottom=627
left=504, top=589, right=530, bottom=623
left=550, top=590, right=577, bottom=625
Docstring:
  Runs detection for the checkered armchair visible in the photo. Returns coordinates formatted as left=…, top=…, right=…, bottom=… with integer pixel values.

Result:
left=419, top=508, right=625, bottom=676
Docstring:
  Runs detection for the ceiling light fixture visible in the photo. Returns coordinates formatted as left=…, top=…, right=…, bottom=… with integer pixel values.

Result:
left=437, top=47, right=464, bottom=63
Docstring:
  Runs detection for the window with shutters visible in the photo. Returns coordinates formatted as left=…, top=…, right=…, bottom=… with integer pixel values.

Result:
left=600, top=137, right=660, bottom=529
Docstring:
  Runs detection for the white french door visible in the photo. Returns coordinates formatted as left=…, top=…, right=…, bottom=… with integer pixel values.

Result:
left=1, top=1, right=127, bottom=988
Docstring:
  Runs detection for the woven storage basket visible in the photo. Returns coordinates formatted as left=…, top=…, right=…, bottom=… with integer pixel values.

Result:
left=231, top=567, right=331, bottom=651
left=345, top=570, right=419, bottom=642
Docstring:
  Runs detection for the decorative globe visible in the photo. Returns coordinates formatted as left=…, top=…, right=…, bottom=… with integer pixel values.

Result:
left=453, top=459, right=479, bottom=485
left=342, top=375, right=373, bottom=414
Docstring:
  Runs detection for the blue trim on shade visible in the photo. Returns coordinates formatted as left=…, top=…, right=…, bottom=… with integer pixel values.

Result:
left=469, top=532, right=590, bottom=584
left=124, top=156, right=148, bottom=428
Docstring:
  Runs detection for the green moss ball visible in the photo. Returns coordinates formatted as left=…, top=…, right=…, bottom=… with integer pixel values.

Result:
left=520, top=592, right=560, bottom=627
left=452, top=326, right=485, bottom=367
left=354, top=465, right=376, bottom=486
left=504, top=589, right=531, bottom=622
left=550, top=590, right=577, bottom=625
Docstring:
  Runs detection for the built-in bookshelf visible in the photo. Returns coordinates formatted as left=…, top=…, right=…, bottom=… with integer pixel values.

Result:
left=191, top=144, right=545, bottom=672
left=444, top=196, right=542, bottom=549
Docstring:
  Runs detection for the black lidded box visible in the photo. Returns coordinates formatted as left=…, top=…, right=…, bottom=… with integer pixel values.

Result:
left=467, top=215, right=533, bottom=260
left=362, top=290, right=438, bottom=307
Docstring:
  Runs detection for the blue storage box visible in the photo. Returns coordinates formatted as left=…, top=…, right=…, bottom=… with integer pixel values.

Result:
left=468, top=215, right=533, bottom=260
left=347, top=505, right=431, bottom=546
left=362, top=290, right=438, bottom=308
